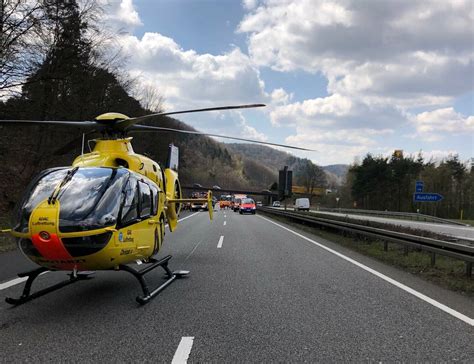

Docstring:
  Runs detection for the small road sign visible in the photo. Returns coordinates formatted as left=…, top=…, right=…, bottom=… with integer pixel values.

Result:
left=415, top=181, right=424, bottom=193
left=413, top=193, right=443, bottom=202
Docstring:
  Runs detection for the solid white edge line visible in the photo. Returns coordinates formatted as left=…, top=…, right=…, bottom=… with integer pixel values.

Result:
left=0, top=276, right=28, bottom=290
left=1, top=213, right=202, bottom=291
left=258, top=215, right=474, bottom=327
left=217, top=235, right=224, bottom=249
left=171, top=336, right=194, bottom=364
left=0, top=271, right=49, bottom=291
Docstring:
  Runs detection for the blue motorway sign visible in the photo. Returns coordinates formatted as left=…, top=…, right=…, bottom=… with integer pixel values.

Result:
left=415, top=181, right=424, bottom=193
left=413, top=193, right=443, bottom=202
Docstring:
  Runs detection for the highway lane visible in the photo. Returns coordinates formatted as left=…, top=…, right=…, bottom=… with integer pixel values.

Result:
left=0, top=208, right=473, bottom=362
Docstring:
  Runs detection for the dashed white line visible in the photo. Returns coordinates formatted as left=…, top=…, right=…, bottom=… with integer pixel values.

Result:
left=258, top=215, right=474, bottom=327
left=217, top=235, right=224, bottom=248
left=223, top=221, right=227, bottom=226
left=171, top=336, right=194, bottom=364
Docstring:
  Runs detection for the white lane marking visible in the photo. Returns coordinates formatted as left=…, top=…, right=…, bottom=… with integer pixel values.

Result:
left=217, top=235, right=224, bottom=249
left=223, top=221, right=227, bottom=226
left=0, top=213, right=202, bottom=291
left=0, top=277, right=27, bottom=290
left=178, top=212, right=199, bottom=223
left=171, top=336, right=194, bottom=364
left=165, top=212, right=199, bottom=228
left=258, top=215, right=474, bottom=327
left=0, top=271, right=48, bottom=291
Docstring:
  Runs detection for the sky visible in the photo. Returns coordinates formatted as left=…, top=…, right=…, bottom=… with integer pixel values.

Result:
left=100, top=0, right=473, bottom=166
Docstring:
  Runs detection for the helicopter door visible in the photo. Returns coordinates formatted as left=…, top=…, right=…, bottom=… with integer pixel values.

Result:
left=135, top=180, right=155, bottom=257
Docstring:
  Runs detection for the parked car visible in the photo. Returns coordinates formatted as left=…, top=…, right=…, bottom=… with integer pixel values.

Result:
left=191, top=201, right=208, bottom=211
left=272, top=201, right=281, bottom=207
left=295, top=198, right=310, bottom=211
left=239, top=198, right=256, bottom=214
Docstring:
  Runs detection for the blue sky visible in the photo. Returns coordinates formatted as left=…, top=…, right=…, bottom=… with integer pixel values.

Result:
left=104, top=0, right=473, bottom=166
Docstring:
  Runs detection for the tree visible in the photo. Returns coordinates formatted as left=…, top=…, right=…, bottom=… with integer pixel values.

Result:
left=0, top=0, right=45, bottom=95
left=295, top=159, right=326, bottom=194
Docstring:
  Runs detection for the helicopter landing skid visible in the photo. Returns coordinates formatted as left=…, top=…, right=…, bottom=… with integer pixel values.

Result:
left=119, top=255, right=189, bottom=305
left=5, top=267, right=95, bottom=306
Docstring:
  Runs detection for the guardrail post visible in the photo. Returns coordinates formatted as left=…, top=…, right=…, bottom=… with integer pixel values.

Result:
left=430, top=253, right=436, bottom=267
left=466, top=262, right=472, bottom=278
left=383, top=242, right=388, bottom=252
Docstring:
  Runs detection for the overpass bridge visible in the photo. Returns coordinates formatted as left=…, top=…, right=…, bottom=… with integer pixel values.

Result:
left=181, top=185, right=278, bottom=198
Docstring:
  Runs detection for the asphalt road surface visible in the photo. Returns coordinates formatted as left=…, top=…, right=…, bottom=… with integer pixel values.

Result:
left=1, top=208, right=473, bottom=362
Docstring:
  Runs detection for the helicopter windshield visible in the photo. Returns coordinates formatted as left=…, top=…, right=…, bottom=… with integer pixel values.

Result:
left=58, top=168, right=128, bottom=232
left=14, top=167, right=129, bottom=233
left=14, top=168, right=69, bottom=232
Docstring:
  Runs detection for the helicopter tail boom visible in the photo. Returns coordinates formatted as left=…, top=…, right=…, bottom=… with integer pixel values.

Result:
left=168, top=190, right=214, bottom=220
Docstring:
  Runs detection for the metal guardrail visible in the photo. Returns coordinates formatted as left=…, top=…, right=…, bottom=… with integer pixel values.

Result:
left=315, top=207, right=468, bottom=226
left=259, top=207, right=474, bottom=276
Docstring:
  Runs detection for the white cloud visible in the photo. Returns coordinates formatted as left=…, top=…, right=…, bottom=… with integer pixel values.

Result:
left=239, top=0, right=474, bottom=105
left=412, top=108, right=474, bottom=141
left=242, top=0, right=258, bottom=10
left=270, top=88, right=292, bottom=105
left=237, top=0, right=473, bottom=163
left=99, top=0, right=142, bottom=31
left=238, top=114, right=268, bottom=142
left=117, top=32, right=268, bottom=107
left=116, top=0, right=142, bottom=27
left=270, top=93, right=407, bottom=129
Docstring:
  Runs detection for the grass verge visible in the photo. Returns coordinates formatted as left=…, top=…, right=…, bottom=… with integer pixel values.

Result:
left=261, top=212, right=474, bottom=297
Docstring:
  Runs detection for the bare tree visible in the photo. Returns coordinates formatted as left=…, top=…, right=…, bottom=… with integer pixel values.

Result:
left=0, top=0, right=46, bottom=96
left=135, top=83, right=164, bottom=113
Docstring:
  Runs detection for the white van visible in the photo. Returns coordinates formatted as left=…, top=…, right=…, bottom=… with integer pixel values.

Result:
left=295, top=198, right=310, bottom=211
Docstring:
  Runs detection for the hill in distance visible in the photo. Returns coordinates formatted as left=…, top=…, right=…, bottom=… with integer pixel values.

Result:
left=225, top=143, right=349, bottom=185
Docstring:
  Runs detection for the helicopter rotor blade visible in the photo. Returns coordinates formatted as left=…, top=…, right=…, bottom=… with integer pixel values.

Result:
left=129, top=124, right=316, bottom=152
left=116, top=103, right=266, bottom=130
left=0, top=120, right=97, bottom=128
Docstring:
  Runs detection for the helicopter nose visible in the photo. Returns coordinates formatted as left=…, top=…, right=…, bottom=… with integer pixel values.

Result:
left=31, top=232, right=73, bottom=261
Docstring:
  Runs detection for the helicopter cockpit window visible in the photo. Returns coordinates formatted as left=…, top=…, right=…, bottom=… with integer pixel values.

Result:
left=139, top=181, right=152, bottom=218
left=150, top=184, right=159, bottom=215
left=14, top=168, right=69, bottom=232
left=58, top=168, right=128, bottom=232
left=121, top=177, right=139, bottom=226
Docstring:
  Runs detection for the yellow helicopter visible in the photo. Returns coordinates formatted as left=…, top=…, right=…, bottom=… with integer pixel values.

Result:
left=0, top=104, right=312, bottom=305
